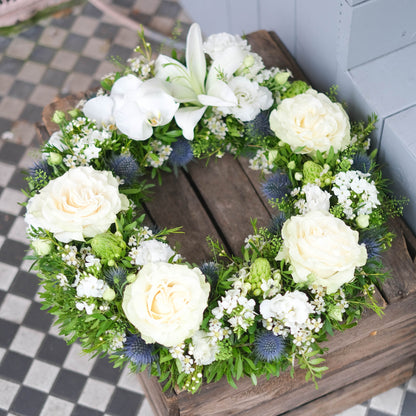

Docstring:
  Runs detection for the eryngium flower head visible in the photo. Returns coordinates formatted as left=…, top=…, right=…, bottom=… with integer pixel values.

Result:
left=262, top=171, right=291, bottom=201
left=28, top=160, right=52, bottom=184
left=352, top=153, right=372, bottom=173
left=123, top=333, right=154, bottom=366
left=268, top=213, right=286, bottom=235
left=359, top=229, right=382, bottom=259
left=103, top=266, right=128, bottom=287
left=168, top=137, right=194, bottom=167
left=245, top=111, right=273, bottom=139
left=108, top=154, right=139, bottom=185
left=254, top=331, right=285, bottom=362
left=199, top=261, right=219, bottom=288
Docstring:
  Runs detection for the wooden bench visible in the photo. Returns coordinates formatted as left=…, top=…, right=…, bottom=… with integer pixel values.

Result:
left=38, top=30, right=416, bottom=416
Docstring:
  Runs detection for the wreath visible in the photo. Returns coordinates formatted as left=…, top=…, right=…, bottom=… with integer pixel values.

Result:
left=23, top=24, right=405, bottom=393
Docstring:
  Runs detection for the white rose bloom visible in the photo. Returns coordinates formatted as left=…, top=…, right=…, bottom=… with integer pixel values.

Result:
left=260, top=291, right=314, bottom=327
left=132, top=239, right=176, bottom=265
left=303, top=183, right=331, bottom=213
left=203, top=33, right=250, bottom=60
left=220, top=77, right=273, bottom=121
left=191, top=330, right=219, bottom=365
left=25, top=166, right=129, bottom=243
left=276, top=210, right=367, bottom=294
left=122, top=262, right=210, bottom=347
left=269, top=89, right=351, bottom=155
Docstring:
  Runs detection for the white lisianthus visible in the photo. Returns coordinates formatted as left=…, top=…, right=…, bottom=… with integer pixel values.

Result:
left=260, top=290, right=314, bottom=327
left=303, top=183, right=331, bottom=213
left=25, top=166, right=129, bottom=243
left=131, top=239, right=176, bottom=265
left=122, top=262, right=210, bottom=347
left=191, top=330, right=219, bottom=365
left=269, top=89, right=351, bottom=155
left=276, top=210, right=367, bottom=294
left=219, top=77, right=273, bottom=121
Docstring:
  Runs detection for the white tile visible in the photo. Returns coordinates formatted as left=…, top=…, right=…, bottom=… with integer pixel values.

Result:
left=78, top=378, right=115, bottom=411
left=0, top=262, right=18, bottom=291
left=0, top=293, right=31, bottom=323
left=20, top=248, right=37, bottom=272
left=0, top=235, right=5, bottom=250
left=0, top=379, right=19, bottom=410
left=24, top=359, right=60, bottom=392
left=0, top=188, right=27, bottom=215
left=48, top=317, right=62, bottom=338
left=335, top=404, right=367, bottom=416
left=63, top=343, right=95, bottom=376
left=0, top=161, right=15, bottom=187
left=370, top=386, right=404, bottom=415
left=10, top=325, right=45, bottom=357
left=0, top=347, right=5, bottom=363
left=18, top=147, right=42, bottom=169
left=407, top=374, right=416, bottom=393
left=40, top=396, right=74, bottom=416
left=118, top=366, right=145, bottom=393
left=8, top=216, right=31, bottom=244
left=137, top=398, right=155, bottom=416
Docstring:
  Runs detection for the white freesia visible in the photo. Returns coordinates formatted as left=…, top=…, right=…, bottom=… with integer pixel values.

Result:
left=122, top=262, right=210, bottom=347
left=46, top=130, right=67, bottom=152
left=155, top=23, right=239, bottom=139
left=191, top=330, right=219, bottom=365
left=269, top=89, right=351, bottom=155
left=83, top=75, right=179, bottom=141
left=260, top=291, right=313, bottom=327
left=131, top=239, right=176, bottom=265
left=303, top=183, right=331, bottom=213
left=276, top=210, right=367, bottom=294
left=25, top=166, right=129, bottom=243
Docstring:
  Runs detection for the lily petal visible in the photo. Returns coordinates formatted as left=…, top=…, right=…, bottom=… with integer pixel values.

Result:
left=198, top=79, right=237, bottom=107
left=175, top=106, right=207, bottom=140
left=186, top=23, right=206, bottom=96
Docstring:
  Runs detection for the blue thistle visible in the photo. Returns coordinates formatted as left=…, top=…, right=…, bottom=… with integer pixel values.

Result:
left=28, top=160, right=52, bottom=179
left=254, top=331, right=285, bottom=362
left=352, top=153, right=372, bottom=173
left=103, top=266, right=128, bottom=287
left=245, top=111, right=273, bottom=139
left=108, top=154, right=139, bottom=185
left=199, top=261, right=219, bottom=288
left=123, top=333, right=154, bottom=366
left=262, top=171, right=291, bottom=201
left=168, top=137, right=194, bottom=167
left=268, top=213, right=286, bottom=235
left=360, top=229, right=382, bottom=259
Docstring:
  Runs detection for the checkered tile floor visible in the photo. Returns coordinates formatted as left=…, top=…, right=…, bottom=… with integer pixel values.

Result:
left=0, top=1, right=415, bottom=415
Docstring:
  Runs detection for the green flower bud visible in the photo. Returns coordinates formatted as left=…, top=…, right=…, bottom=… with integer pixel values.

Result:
left=250, top=258, right=271, bottom=284
left=243, top=54, right=255, bottom=67
left=339, top=158, right=352, bottom=171
left=90, top=232, right=126, bottom=262
left=272, top=270, right=281, bottom=285
left=303, top=161, right=323, bottom=183
left=48, top=152, right=62, bottom=166
left=294, top=172, right=303, bottom=181
left=126, top=273, right=137, bottom=283
left=68, top=109, right=80, bottom=118
left=274, top=71, right=290, bottom=85
left=356, top=214, right=370, bottom=229
left=102, top=287, right=116, bottom=301
left=287, top=160, right=296, bottom=170
left=328, top=304, right=343, bottom=321
left=32, top=238, right=53, bottom=256
left=107, top=259, right=116, bottom=267
left=253, top=288, right=262, bottom=297
left=268, top=150, right=278, bottom=164
left=282, top=80, right=309, bottom=99
left=52, top=111, right=65, bottom=124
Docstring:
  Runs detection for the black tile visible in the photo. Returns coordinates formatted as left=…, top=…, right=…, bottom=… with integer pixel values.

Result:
left=73, top=56, right=100, bottom=75
left=0, top=117, right=12, bottom=135
left=107, top=44, right=133, bottom=63
left=0, top=350, right=32, bottom=382
left=41, top=67, right=68, bottom=88
left=106, top=388, right=143, bottom=416
left=0, top=141, right=26, bottom=164
left=0, top=318, right=19, bottom=347
left=0, top=56, right=24, bottom=75
left=10, top=270, right=39, bottom=300
left=0, top=290, right=4, bottom=307
left=91, top=357, right=121, bottom=384
left=401, top=390, right=416, bottom=416
left=9, top=80, right=36, bottom=100
left=51, top=13, right=77, bottom=30
left=20, top=25, right=44, bottom=42
left=82, top=2, right=104, bottom=18
left=367, top=409, right=392, bottom=416
left=0, top=212, right=16, bottom=235
left=38, top=334, right=70, bottom=366
left=9, top=385, right=48, bottom=416
left=0, top=36, right=12, bottom=53
left=8, top=167, right=27, bottom=191
left=157, top=1, right=181, bottom=18
left=72, top=404, right=104, bottom=416
left=0, top=408, right=7, bottom=416
left=63, top=33, right=88, bottom=53
left=127, top=11, right=151, bottom=26
left=22, top=302, right=54, bottom=331
left=20, top=103, right=43, bottom=123
left=0, top=239, right=29, bottom=266
left=51, top=369, right=87, bottom=402
left=94, top=22, right=120, bottom=40
left=29, top=45, right=56, bottom=64
left=115, top=0, right=136, bottom=7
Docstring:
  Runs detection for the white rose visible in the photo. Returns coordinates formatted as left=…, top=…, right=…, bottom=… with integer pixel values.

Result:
left=191, top=330, right=219, bottom=365
left=25, top=166, right=129, bottom=243
left=303, top=183, right=331, bottom=213
left=132, top=239, right=176, bottom=265
left=270, top=89, right=351, bottom=155
left=122, top=262, right=210, bottom=347
left=276, top=210, right=367, bottom=293
left=203, top=33, right=250, bottom=60
left=260, top=290, right=313, bottom=326
left=220, top=76, right=273, bottom=121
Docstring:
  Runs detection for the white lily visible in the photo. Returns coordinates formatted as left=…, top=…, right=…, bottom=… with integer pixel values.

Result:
left=155, top=23, right=243, bottom=140
left=83, top=74, right=179, bottom=141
